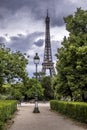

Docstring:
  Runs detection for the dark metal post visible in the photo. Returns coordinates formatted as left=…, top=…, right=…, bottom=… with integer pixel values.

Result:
left=33, top=53, right=40, bottom=113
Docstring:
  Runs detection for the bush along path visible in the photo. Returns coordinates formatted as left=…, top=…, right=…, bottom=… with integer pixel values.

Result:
left=7, top=102, right=86, bottom=130
left=50, top=100, right=87, bottom=123
left=0, top=100, right=17, bottom=130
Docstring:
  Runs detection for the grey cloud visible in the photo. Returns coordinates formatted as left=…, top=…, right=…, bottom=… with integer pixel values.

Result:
left=52, top=40, right=61, bottom=49
left=0, top=0, right=87, bottom=28
left=34, top=39, right=44, bottom=47
left=10, top=36, right=20, bottom=41
left=0, top=36, right=6, bottom=43
left=51, top=40, right=61, bottom=58
left=0, top=14, right=4, bottom=20
left=7, top=32, right=44, bottom=52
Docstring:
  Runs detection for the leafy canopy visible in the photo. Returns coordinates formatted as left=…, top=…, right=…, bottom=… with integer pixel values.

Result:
left=55, top=8, right=87, bottom=101
left=0, top=44, right=28, bottom=88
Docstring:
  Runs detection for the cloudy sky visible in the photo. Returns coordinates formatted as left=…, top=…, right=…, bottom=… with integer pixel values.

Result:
left=0, top=0, right=87, bottom=77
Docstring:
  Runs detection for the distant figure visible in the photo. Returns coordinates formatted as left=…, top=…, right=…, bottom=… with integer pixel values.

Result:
left=43, top=98, right=46, bottom=103
left=18, top=99, right=21, bottom=106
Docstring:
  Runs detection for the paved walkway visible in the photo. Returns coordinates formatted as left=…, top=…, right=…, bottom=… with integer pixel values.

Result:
left=8, top=102, right=87, bottom=130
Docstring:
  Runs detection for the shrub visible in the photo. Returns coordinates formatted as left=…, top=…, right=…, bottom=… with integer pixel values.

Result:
left=0, top=121, right=4, bottom=130
left=50, top=100, right=87, bottom=123
left=0, top=100, right=17, bottom=130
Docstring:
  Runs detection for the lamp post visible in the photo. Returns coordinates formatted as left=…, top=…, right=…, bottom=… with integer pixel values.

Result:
left=33, top=53, right=40, bottom=113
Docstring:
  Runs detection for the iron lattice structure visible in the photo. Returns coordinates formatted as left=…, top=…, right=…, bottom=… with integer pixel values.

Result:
left=42, top=11, right=55, bottom=76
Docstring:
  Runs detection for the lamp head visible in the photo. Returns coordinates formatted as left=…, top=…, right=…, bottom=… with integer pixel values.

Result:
left=34, top=53, right=40, bottom=64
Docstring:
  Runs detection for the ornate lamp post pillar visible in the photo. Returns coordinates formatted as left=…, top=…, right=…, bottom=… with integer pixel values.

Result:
left=33, top=53, right=40, bottom=113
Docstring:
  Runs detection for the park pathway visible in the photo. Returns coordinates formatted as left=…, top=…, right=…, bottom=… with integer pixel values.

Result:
left=8, top=102, right=87, bottom=130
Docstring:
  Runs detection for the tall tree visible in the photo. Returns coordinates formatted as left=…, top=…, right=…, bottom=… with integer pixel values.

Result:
left=24, top=78, right=44, bottom=100
left=41, top=76, right=54, bottom=100
left=56, top=8, right=87, bottom=101
left=0, top=44, right=28, bottom=91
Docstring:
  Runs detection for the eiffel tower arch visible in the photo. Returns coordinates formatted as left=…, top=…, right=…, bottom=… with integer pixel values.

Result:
left=42, top=10, right=55, bottom=77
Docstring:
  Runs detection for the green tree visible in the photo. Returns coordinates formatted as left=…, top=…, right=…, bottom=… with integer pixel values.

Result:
left=51, top=76, right=61, bottom=100
left=0, top=44, right=28, bottom=91
left=10, top=83, right=24, bottom=100
left=24, top=78, right=44, bottom=100
left=56, top=8, right=87, bottom=101
left=1, top=82, right=25, bottom=100
left=41, top=76, right=54, bottom=100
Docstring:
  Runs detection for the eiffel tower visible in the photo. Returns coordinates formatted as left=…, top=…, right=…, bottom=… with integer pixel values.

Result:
left=42, top=10, right=55, bottom=77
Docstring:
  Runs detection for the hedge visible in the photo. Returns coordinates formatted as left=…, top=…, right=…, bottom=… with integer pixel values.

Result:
left=0, top=100, right=17, bottom=130
left=50, top=100, right=87, bottom=123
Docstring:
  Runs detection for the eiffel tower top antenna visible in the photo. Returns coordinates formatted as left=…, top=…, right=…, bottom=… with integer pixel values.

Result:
left=47, top=9, right=48, bottom=17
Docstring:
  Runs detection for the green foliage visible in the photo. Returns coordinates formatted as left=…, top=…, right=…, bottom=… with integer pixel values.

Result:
left=24, top=78, right=44, bottom=100
left=0, top=121, right=4, bottom=130
left=0, top=100, right=17, bottom=130
left=41, top=76, right=54, bottom=100
left=1, top=78, right=44, bottom=101
left=64, top=8, right=87, bottom=35
left=0, top=44, right=30, bottom=101
left=51, top=76, right=61, bottom=100
left=0, top=82, right=25, bottom=100
left=50, top=100, right=87, bottom=123
left=10, top=83, right=24, bottom=100
left=0, top=44, right=28, bottom=90
left=55, top=8, right=87, bottom=101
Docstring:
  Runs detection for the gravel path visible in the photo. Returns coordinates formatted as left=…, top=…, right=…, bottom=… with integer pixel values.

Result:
left=8, top=103, right=87, bottom=130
